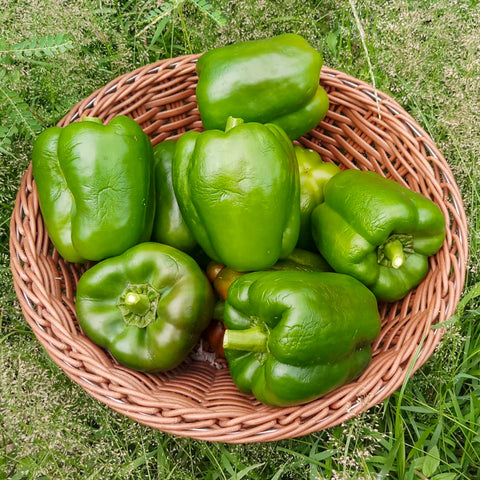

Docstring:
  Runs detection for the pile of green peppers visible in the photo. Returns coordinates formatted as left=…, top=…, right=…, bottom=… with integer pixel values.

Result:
left=32, top=34, right=445, bottom=408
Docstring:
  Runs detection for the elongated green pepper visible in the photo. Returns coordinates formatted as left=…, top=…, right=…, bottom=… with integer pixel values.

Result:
left=32, top=116, right=154, bottom=262
left=223, top=271, right=381, bottom=407
left=196, top=34, right=329, bottom=140
left=311, top=170, right=446, bottom=301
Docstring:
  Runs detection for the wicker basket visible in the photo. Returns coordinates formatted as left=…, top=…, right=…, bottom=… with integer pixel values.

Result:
left=9, top=54, right=468, bottom=443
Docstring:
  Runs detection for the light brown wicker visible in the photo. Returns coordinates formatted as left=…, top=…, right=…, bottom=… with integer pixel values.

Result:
left=9, top=54, right=468, bottom=443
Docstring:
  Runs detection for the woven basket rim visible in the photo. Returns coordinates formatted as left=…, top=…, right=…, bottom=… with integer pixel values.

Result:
left=9, top=55, right=468, bottom=443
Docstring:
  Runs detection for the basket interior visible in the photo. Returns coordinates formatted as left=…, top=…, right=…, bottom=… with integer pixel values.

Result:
left=10, top=56, right=468, bottom=443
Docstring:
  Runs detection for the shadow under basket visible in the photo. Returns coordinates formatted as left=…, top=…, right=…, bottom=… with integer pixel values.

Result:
left=9, top=55, right=468, bottom=443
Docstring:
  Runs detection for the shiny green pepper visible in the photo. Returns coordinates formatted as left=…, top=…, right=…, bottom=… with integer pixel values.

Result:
left=196, top=34, right=329, bottom=140
left=311, top=170, right=446, bottom=301
left=76, top=242, right=214, bottom=372
left=295, top=146, right=340, bottom=250
left=173, top=117, right=300, bottom=272
left=32, top=116, right=155, bottom=262
left=152, top=140, right=196, bottom=252
left=223, top=271, right=381, bottom=407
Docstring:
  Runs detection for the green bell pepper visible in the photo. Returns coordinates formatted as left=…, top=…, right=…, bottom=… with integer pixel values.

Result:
left=311, top=170, right=446, bottom=302
left=196, top=34, right=329, bottom=140
left=152, top=140, right=196, bottom=252
left=32, top=116, right=155, bottom=263
left=295, top=146, right=340, bottom=250
left=76, top=242, right=214, bottom=372
left=173, top=117, right=300, bottom=272
left=223, top=271, right=381, bottom=407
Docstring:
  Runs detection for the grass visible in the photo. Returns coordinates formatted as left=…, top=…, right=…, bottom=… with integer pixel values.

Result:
left=1, top=0, right=479, bottom=478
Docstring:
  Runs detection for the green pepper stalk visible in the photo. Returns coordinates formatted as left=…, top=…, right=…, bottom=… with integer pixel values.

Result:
left=383, top=239, right=405, bottom=269
left=124, top=292, right=150, bottom=316
left=224, top=326, right=268, bottom=353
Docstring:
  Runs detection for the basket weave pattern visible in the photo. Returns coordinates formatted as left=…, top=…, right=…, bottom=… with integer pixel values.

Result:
left=9, top=55, right=468, bottom=443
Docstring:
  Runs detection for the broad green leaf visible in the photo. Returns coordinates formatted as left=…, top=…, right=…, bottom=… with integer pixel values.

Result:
left=326, top=31, right=339, bottom=56
left=422, top=446, right=440, bottom=477
left=432, top=473, right=457, bottom=480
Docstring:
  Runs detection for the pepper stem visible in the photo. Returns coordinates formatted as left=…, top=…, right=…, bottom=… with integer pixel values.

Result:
left=223, top=326, right=268, bottom=352
left=384, top=239, right=405, bottom=269
left=124, top=292, right=150, bottom=315
left=225, top=116, right=244, bottom=132
left=117, top=283, right=160, bottom=328
left=81, top=116, right=103, bottom=124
